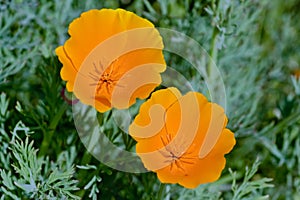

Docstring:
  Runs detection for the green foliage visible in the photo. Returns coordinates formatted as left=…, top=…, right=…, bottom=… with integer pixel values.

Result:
left=230, top=159, right=273, bottom=200
left=0, top=0, right=299, bottom=199
left=170, top=159, right=273, bottom=200
left=0, top=94, right=80, bottom=199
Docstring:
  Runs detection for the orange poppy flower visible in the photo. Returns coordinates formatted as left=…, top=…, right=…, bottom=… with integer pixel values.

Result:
left=129, top=87, right=236, bottom=188
left=55, top=9, right=166, bottom=112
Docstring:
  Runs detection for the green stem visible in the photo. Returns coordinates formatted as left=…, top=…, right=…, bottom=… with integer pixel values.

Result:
left=80, top=150, right=92, bottom=165
left=207, top=0, right=219, bottom=78
left=76, top=151, right=93, bottom=198
left=208, top=25, right=219, bottom=78
left=156, top=183, right=166, bottom=200
left=38, top=102, right=69, bottom=156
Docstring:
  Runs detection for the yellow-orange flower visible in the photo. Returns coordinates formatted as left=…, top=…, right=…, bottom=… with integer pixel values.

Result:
left=129, top=87, right=236, bottom=188
left=55, top=9, right=166, bottom=112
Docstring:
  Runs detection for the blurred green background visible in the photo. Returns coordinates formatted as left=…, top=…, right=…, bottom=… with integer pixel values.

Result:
left=0, top=0, right=300, bottom=199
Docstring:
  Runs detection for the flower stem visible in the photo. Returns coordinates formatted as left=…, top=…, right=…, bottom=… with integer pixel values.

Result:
left=208, top=26, right=219, bottom=78
left=38, top=102, right=69, bottom=156
left=207, top=0, right=219, bottom=79
left=80, top=150, right=92, bottom=165
left=156, top=183, right=166, bottom=200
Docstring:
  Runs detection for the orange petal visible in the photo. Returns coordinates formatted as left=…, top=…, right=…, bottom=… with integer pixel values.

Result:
left=65, top=9, right=124, bottom=70
left=64, top=8, right=157, bottom=73
left=178, top=155, right=226, bottom=188
left=116, top=8, right=154, bottom=29
left=129, top=87, right=181, bottom=140
left=156, top=165, right=186, bottom=184
left=55, top=46, right=76, bottom=91
left=94, top=97, right=111, bottom=113
left=164, top=92, right=208, bottom=147
left=204, top=128, right=236, bottom=157
left=135, top=133, right=166, bottom=170
left=110, top=64, right=164, bottom=109
left=198, top=102, right=228, bottom=158
left=115, top=49, right=166, bottom=75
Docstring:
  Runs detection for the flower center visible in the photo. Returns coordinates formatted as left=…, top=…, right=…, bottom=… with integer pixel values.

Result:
left=89, top=60, right=121, bottom=94
left=159, top=134, right=196, bottom=175
left=100, top=72, right=114, bottom=85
